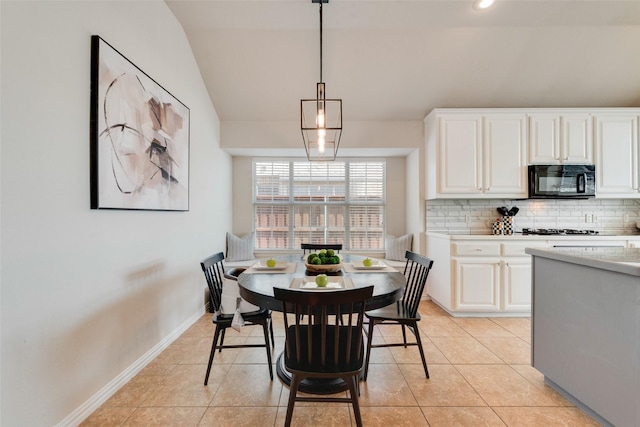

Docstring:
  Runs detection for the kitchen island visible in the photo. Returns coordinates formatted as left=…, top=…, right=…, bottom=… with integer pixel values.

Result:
left=526, top=247, right=640, bottom=427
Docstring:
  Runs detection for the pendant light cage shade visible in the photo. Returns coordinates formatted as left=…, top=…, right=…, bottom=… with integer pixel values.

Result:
left=301, top=83, right=342, bottom=161
left=301, top=0, right=342, bottom=161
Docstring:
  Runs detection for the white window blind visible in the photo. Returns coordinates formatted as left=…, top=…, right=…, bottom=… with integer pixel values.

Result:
left=254, top=160, right=385, bottom=250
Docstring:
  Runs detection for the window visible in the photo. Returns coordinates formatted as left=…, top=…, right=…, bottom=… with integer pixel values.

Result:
left=254, top=160, right=385, bottom=250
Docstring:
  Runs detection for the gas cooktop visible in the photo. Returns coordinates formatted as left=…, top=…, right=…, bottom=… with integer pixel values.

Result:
left=521, top=228, right=600, bottom=236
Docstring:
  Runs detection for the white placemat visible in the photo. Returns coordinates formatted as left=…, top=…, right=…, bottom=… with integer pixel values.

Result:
left=290, top=277, right=354, bottom=290
left=244, top=262, right=297, bottom=274
left=343, top=262, right=397, bottom=273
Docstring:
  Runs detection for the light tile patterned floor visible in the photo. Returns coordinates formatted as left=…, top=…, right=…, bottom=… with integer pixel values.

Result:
left=81, top=301, right=600, bottom=426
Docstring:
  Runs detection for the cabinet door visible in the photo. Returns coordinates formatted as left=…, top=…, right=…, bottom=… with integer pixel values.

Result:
left=529, top=113, right=592, bottom=165
left=529, top=114, right=561, bottom=164
left=595, top=114, right=639, bottom=196
left=454, top=258, right=500, bottom=311
left=562, top=114, right=593, bottom=164
left=438, top=115, right=483, bottom=195
left=503, top=259, right=532, bottom=311
left=483, top=115, right=528, bottom=197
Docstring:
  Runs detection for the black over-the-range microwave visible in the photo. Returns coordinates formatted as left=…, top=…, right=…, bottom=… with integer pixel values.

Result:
left=528, top=164, right=596, bottom=199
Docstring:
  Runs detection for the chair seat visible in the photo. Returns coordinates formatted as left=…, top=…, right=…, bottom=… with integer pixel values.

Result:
left=212, top=308, right=270, bottom=324
left=365, top=302, right=421, bottom=322
left=224, top=267, right=247, bottom=280
left=284, top=325, right=364, bottom=373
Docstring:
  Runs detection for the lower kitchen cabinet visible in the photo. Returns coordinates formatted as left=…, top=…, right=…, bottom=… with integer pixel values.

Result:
left=502, top=258, right=532, bottom=311
left=455, top=257, right=501, bottom=311
left=426, top=232, right=637, bottom=316
left=426, top=233, right=553, bottom=316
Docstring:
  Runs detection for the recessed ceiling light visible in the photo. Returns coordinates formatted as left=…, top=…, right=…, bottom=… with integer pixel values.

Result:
left=473, top=0, right=495, bottom=10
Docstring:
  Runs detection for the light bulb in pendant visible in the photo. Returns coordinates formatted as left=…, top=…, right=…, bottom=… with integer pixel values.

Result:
left=317, top=110, right=325, bottom=128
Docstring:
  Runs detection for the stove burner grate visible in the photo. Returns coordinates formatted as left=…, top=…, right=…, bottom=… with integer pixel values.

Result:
left=521, top=228, right=599, bottom=236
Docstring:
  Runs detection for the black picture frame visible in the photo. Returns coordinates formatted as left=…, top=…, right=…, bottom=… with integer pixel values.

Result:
left=90, top=36, right=190, bottom=211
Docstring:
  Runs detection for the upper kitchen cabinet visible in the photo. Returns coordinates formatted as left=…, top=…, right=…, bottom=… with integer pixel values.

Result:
left=425, top=109, right=527, bottom=199
left=528, top=112, right=593, bottom=164
left=594, top=111, right=640, bottom=198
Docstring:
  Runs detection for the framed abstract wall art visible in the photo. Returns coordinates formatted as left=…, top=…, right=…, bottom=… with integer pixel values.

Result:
left=90, top=36, right=190, bottom=211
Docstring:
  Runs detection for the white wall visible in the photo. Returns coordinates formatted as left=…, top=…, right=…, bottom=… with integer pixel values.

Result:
left=406, top=149, right=425, bottom=254
left=224, top=115, right=426, bottom=252
left=222, top=120, right=422, bottom=156
left=0, top=1, right=231, bottom=425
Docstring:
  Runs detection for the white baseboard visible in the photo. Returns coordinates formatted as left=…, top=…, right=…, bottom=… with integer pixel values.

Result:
left=56, top=307, right=206, bottom=427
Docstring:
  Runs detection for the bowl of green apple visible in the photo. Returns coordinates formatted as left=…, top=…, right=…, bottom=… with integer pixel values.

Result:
left=304, top=249, right=342, bottom=273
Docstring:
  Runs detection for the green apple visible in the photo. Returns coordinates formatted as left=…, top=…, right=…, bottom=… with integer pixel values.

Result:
left=315, top=274, right=328, bottom=287
left=266, top=258, right=276, bottom=268
left=363, top=258, right=373, bottom=267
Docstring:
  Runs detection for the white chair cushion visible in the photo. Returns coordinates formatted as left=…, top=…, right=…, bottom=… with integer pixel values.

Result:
left=220, top=279, right=261, bottom=314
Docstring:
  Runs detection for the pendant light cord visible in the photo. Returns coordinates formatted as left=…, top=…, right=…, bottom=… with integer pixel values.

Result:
left=319, top=1, right=323, bottom=83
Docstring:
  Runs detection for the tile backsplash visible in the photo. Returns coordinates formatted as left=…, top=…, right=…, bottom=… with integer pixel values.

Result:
left=426, top=199, right=640, bottom=235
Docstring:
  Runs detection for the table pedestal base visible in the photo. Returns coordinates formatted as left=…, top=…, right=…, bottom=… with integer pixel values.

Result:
left=276, top=353, right=349, bottom=395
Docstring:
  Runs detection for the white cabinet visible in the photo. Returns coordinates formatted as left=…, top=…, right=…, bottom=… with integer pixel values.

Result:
left=594, top=113, right=640, bottom=197
left=484, top=115, right=528, bottom=196
left=426, top=110, right=527, bottom=199
left=427, top=233, right=637, bottom=316
left=426, top=107, right=640, bottom=200
left=502, top=259, right=532, bottom=311
left=426, top=235, right=553, bottom=315
left=529, top=113, right=593, bottom=164
left=455, top=258, right=501, bottom=311
left=436, top=114, right=483, bottom=195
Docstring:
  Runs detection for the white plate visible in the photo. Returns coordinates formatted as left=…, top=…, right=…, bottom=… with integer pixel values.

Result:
left=351, top=260, right=386, bottom=270
left=252, top=261, right=289, bottom=271
left=290, top=277, right=353, bottom=290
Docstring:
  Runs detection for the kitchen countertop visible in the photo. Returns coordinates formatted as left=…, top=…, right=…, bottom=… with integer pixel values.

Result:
left=526, top=246, right=640, bottom=277
left=426, top=230, right=639, bottom=240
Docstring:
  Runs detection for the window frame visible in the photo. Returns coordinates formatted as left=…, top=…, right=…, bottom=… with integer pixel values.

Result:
left=253, top=158, right=386, bottom=251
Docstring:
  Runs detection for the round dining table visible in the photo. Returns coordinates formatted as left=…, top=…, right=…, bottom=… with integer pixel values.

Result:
left=237, top=254, right=405, bottom=394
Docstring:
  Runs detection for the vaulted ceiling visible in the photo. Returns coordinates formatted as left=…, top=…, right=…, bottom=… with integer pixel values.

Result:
left=166, top=0, right=640, bottom=123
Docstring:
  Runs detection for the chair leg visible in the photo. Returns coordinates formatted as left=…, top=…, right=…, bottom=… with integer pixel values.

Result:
left=411, top=321, right=429, bottom=379
left=218, top=328, right=226, bottom=352
left=363, top=319, right=375, bottom=381
left=347, top=375, right=363, bottom=427
left=401, top=324, right=408, bottom=348
left=269, top=318, right=275, bottom=348
left=262, top=321, right=274, bottom=380
left=284, top=374, right=302, bottom=427
left=204, top=326, right=222, bottom=385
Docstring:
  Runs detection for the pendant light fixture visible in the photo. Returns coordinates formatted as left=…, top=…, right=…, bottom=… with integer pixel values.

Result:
left=301, top=0, right=342, bottom=161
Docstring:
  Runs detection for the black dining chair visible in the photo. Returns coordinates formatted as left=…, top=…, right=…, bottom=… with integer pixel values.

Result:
left=200, top=252, right=273, bottom=385
left=301, top=243, right=342, bottom=255
left=363, top=251, right=434, bottom=381
left=274, top=285, right=373, bottom=427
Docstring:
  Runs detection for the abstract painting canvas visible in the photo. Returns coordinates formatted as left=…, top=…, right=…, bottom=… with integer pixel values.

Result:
left=90, top=36, right=190, bottom=211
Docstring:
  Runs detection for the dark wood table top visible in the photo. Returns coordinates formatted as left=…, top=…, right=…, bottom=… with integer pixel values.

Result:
left=237, top=254, right=405, bottom=312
